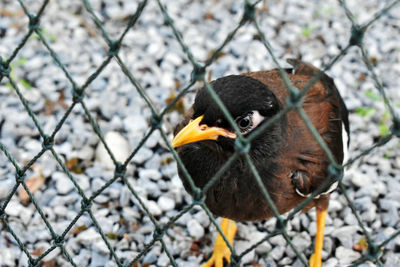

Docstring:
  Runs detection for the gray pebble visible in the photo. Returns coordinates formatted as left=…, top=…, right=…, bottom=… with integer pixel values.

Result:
left=157, top=195, right=175, bottom=211
left=279, top=256, right=292, bottom=265
left=92, top=240, right=110, bottom=255
left=269, top=235, right=286, bottom=247
left=73, top=248, right=91, bottom=266
left=335, top=246, right=361, bottom=265
left=270, top=246, right=285, bottom=261
left=132, top=147, right=153, bottom=164
left=157, top=253, right=171, bottom=267
left=286, top=232, right=311, bottom=258
left=265, top=258, right=277, bottom=267
left=187, top=219, right=204, bottom=240
left=142, top=246, right=160, bottom=264
left=332, top=225, right=359, bottom=248
left=90, top=250, right=109, bottom=267
left=139, top=168, right=162, bottom=181
left=55, top=175, right=75, bottom=195
left=77, top=228, right=100, bottom=246
left=119, top=187, right=131, bottom=206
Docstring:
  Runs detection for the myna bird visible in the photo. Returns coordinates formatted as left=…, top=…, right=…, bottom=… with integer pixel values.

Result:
left=171, top=59, right=349, bottom=267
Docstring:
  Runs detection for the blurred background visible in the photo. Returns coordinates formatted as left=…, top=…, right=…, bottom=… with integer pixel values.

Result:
left=0, top=0, right=399, bottom=266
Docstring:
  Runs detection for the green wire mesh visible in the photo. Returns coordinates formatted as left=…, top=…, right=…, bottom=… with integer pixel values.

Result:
left=0, top=0, right=399, bottom=266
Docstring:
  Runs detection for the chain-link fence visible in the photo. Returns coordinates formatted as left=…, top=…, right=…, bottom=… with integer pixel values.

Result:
left=0, top=0, right=399, bottom=266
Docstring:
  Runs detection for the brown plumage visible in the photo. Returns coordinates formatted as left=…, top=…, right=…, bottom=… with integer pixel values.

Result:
left=172, top=59, right=349, bottom=267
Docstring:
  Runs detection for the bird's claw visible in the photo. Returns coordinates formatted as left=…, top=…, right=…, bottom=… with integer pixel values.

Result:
left=201, top=219, right=237, bottom=267
left=201, top=246, right=232, bottom=267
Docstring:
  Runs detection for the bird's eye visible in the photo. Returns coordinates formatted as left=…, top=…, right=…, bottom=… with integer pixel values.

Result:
left=235, top=111, right=265, bottom=135
left=235, top=112, right=254, bottom=134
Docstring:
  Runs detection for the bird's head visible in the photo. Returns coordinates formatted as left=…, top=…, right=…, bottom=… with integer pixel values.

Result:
left=172, top=75, right=286, bottom=157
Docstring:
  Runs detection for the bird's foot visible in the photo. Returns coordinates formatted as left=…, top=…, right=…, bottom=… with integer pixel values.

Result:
left=309, top=252, right=322, bottom=267
left=201, top=218, right=237, bottom=267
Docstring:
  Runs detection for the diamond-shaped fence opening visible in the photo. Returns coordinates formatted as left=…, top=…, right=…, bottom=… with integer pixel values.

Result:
left=1, top=0, right=400, bottom=266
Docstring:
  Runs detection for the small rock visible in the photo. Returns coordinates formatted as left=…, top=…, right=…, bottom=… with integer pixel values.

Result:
left=90, top=250, right=109, bottom=267
left=157, top=253, right=171, bottom=267
left=92, top=240, right=109, bottom=255
left=142, top=246, right=160, bottom=264
left=324, top=258, right=339, bottom=267
left=91, top=177, right=104, bottom=192
left=351, top=171, right=372, bottom=188
left=269, top=235, right=286, bottom=246
left=124, top=115, right=147, bottom=136
left=139, top=168, right=162, bottom=181
left=132, top=147, right=153, bottom=164
left=335, top=246, right=361, bottom=265
left=145, top=200, right=162, bottom=216
left=270, top=246, right=285, bottom=260
left=236, top=240, right=255, bottom=264
left=5, top=201, right=23, bottom=217
left=353, top=196, right=373, bottom=211
left=0, top=248, right=17, bottom=266
left=77, top=228, right=100, bottom=246
left=157, top=195, right=175, bottom=211
left=0, top=180, right=14, bottom=200
left=187, top=219, right=204, bottom=240
left=192, top=210, right=210, bottom=227
left=247, top=231, right=272, bottom=255
left=55, top=174, right=75, bottom=195
left=96, top=131, right=131, bottom=170
left=286, top=232, right=311, bottom=257
left=279, top=257, right=292, bottom=265
left=380, top=199, right=399, bottom=226
left=119, top=186, right=131, bottom=206
left=332, top=225, right=359, bottom=248
left=73, top=249, right=91, bottom=266
left=265, top=258, right=277, bottom=267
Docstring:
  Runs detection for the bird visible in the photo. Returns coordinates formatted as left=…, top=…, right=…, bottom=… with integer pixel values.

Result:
left=171, top=59, right=349, bottom=267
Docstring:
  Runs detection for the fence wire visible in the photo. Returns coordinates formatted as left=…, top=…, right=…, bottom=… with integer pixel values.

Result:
left=0, top=0, right=399, bottom=266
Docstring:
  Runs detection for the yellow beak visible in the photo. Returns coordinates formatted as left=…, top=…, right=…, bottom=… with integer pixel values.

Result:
left=171, top=115, right=237, bottom=148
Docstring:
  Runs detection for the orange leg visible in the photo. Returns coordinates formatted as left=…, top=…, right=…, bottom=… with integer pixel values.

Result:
left=202, top=218, right=237, bottom=267
left=309, top=208, right=328, bottom=267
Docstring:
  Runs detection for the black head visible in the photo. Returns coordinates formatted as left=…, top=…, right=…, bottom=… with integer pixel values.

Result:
left=192, top=75, right=286, bottom=156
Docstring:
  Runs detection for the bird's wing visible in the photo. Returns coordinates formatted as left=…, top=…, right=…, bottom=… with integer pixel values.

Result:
left=242, top=60, right=348, bottom=200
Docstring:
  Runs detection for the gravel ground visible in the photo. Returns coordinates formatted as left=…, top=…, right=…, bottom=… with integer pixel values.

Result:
left=1, top=0, right=400, bottom=266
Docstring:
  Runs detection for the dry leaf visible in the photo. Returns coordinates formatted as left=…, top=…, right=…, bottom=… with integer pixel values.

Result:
left=132, top=222, right=140, bottom=231
left=58, top=91, right=68, bottom=109
left=189, top=242, right=201, bottom=256
left=165, top=92, right=185, bottom=115
left=207, top=70, right=213, bottom=83
left=206, top=49, right=227, bottom=61
left=44, top=99, right=56, bottom=115
left=204, top=13, right=215, bottom=20
left=353, top=236, right=368, bottom=252
left=31, top=247, right=44, bottom=256
left=1, top=9, right=24, bottom=17
left=72, top=224, right=87, bottom=235
left=43, top=259, right=56, bottom=267
left=65, top=157, right=83, bottom=174
left=19, top=171, right=45, bottom=205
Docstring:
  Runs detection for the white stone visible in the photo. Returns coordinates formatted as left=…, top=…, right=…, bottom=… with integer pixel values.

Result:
left=187, top=219, right=204, bottom=240
left=55, top=175, right=75, bottom=195
left=157, top=195, right=175, bottom=211
left=77, top=228, right=100, bottom=246
left=96, top=131, right=131, bottom=170
left=145, top=200, right=162, bottom=216
left=335, top=246, right=361, bottom=264
left=139, top=168, right=162, bottom=180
